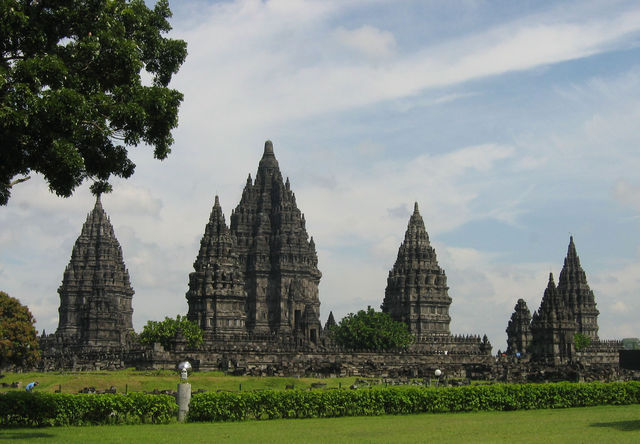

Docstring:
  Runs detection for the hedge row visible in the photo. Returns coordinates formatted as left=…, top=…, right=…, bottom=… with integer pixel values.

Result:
left=0, top=392, right=177, bottom=427
left=188, top=381, right=640, bottom=422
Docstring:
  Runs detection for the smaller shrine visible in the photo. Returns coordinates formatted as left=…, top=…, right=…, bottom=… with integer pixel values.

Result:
left=53, top=195, right=134, bottom=349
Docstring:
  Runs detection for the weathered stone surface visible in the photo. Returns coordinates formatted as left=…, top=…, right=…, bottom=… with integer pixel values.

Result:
left=229, top=141, right=322, bottom=343
left=557, top=236, right=600, bottom=340
left=530, top=273, right=577, bottom=364
left=55, top=195, right=134, bottom=348
left=520, top=237, right=604, bottom=365
left=186, top=195, right=247, bottom=336
left=382, top=203, right=452, bottom=337
left=324, top=311, right=336, bottom=332
left=506, top=299, right=532, bottom=356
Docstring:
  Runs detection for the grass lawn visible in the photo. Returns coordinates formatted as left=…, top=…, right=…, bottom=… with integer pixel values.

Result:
left=0, top=369, right=373, bottom=394
left=1, top=404, right=639, bottom=443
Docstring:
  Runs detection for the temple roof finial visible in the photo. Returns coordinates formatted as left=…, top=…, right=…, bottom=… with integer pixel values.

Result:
left=413, top=202, right=419, bottom=214
left=264, top=140, right=274, bottom=156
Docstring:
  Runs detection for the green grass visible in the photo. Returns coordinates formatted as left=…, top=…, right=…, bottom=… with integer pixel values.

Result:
left=1, top=404, right=639, bottom=443
left=0, top=369, right=383, bottom=394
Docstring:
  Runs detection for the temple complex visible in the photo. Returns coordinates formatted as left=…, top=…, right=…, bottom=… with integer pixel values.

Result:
left=54, top=195, right=134, bottom=348
left=382, top=203, right=452, bottom=337
left=36, top=142, right=625, bottom=379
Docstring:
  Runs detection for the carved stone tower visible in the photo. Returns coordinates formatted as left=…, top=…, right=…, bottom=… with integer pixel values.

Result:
left=530, top=273, right=576, bottom=364
left=506, top=299, right=532, bottom=356
left=186, top=196, right=248, bottom=337
left=382, top=203, right=452, bottom=337
left=557, top=236, right=599, bottom=340
left=56, top=195, right=134, bottom=347
left=229, top=141, right=322, bottom=343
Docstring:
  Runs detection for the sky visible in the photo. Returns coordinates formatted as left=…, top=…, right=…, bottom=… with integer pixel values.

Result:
left=2, top=0, right=640, bottom=351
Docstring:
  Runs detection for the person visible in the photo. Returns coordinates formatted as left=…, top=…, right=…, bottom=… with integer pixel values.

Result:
left=25, top=381, right=39, bottom=392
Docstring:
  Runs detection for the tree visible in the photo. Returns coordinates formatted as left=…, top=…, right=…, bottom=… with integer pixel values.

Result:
left=1, top=0, right=187, bottom=204
left=139, top=315, right=203, bottom=349
left=574, top=332, right=591, bottom=351
left=330, top=307, right=413, bottom=351
left=0, top=291, right=40, bottom=370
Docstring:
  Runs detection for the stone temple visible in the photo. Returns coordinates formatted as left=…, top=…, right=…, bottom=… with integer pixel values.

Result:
left=39, top=141, right=624, bottom=378
left=54, top=196, right=134, bottom=348
left=382, top=203, right=452, bottom=337
left=187, top=141, right=323, bottom=344
left=186, top=195, right=248, bottom=337
left=506, top=236, right=614, bottom=366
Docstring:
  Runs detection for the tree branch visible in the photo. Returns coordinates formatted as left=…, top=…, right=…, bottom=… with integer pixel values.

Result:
left=10, top=176, right=31, bottom=187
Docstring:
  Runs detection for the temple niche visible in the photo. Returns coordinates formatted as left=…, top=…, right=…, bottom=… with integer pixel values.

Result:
left=55, top=195, right=134, bottom=348
left=381, top=203, right=452, bottom=337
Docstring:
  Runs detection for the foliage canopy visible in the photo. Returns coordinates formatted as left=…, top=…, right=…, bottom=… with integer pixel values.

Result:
left=574, top=333, right=591, bottom=351
left=330, top=307, right=413, bottom=351
left=0, top=0, right=187, bottom=204
left=0, top=291, right=40, bottom=369
left=138, top=315, right=203, bottom=349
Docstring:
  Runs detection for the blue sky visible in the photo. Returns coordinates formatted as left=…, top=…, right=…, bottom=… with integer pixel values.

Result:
left=2, top=0, right=640, bottom=350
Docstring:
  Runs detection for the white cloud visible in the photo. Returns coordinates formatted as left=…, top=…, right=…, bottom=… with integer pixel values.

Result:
left=612, top=180, right=640, bottom=213
left=334, top=25, right=397, bottom=60
left=172, top=0, right=640, bottom=132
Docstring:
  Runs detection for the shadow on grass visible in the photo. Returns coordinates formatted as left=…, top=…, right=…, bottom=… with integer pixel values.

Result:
left=0, top=431, right=56, bottom=440
left=590, top=420, right=640, bottom=432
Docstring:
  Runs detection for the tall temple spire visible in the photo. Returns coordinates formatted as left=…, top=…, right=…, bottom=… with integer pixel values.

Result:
left=186, top=195, right=247, bottom=336
left=56, top=195, right=134, bottom=347
left=557, top=236, right=599, bottom=340
left=506, top=299, right=532, bottom=356
left=382, top=203, right=451, bottom=337
left=230, top=140, right=322, bottom=342
left=530, top=272, right=576, bottom=364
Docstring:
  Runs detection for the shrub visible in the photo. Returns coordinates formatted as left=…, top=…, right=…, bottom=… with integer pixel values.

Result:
left=188, top=381, right=640, bottom=422
left=0, top=392, right=177, bottom=427
left=329, top=307, right=412, bottom=350
left=139, top=315, right=203, bottom=349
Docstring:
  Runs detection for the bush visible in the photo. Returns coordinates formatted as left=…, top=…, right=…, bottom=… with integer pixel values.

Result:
left=139, top=315, right=203, bottom=349
left=188, top=381, right=640, bottom=422
left=330, top=307, right=412, bottom=350
left=0, top=392, right=177, bottom=427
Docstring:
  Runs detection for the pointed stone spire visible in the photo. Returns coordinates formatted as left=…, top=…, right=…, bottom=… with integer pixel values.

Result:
left=382, top=202, right=451, bottom=337
left=506, top=299, right=532, bottom=356
left=230, top=140, right=322, bottom=341
left=530, top=272, right=576, bottom=364
left=56, top=195, right=134, bottom=348
left=324, top=311, right=336, bottom=331
left=257, top=140, right=280, bottom=180
left=187, top=195, right=247, bottom=336
left=557, top=236, right=599, bottom=340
